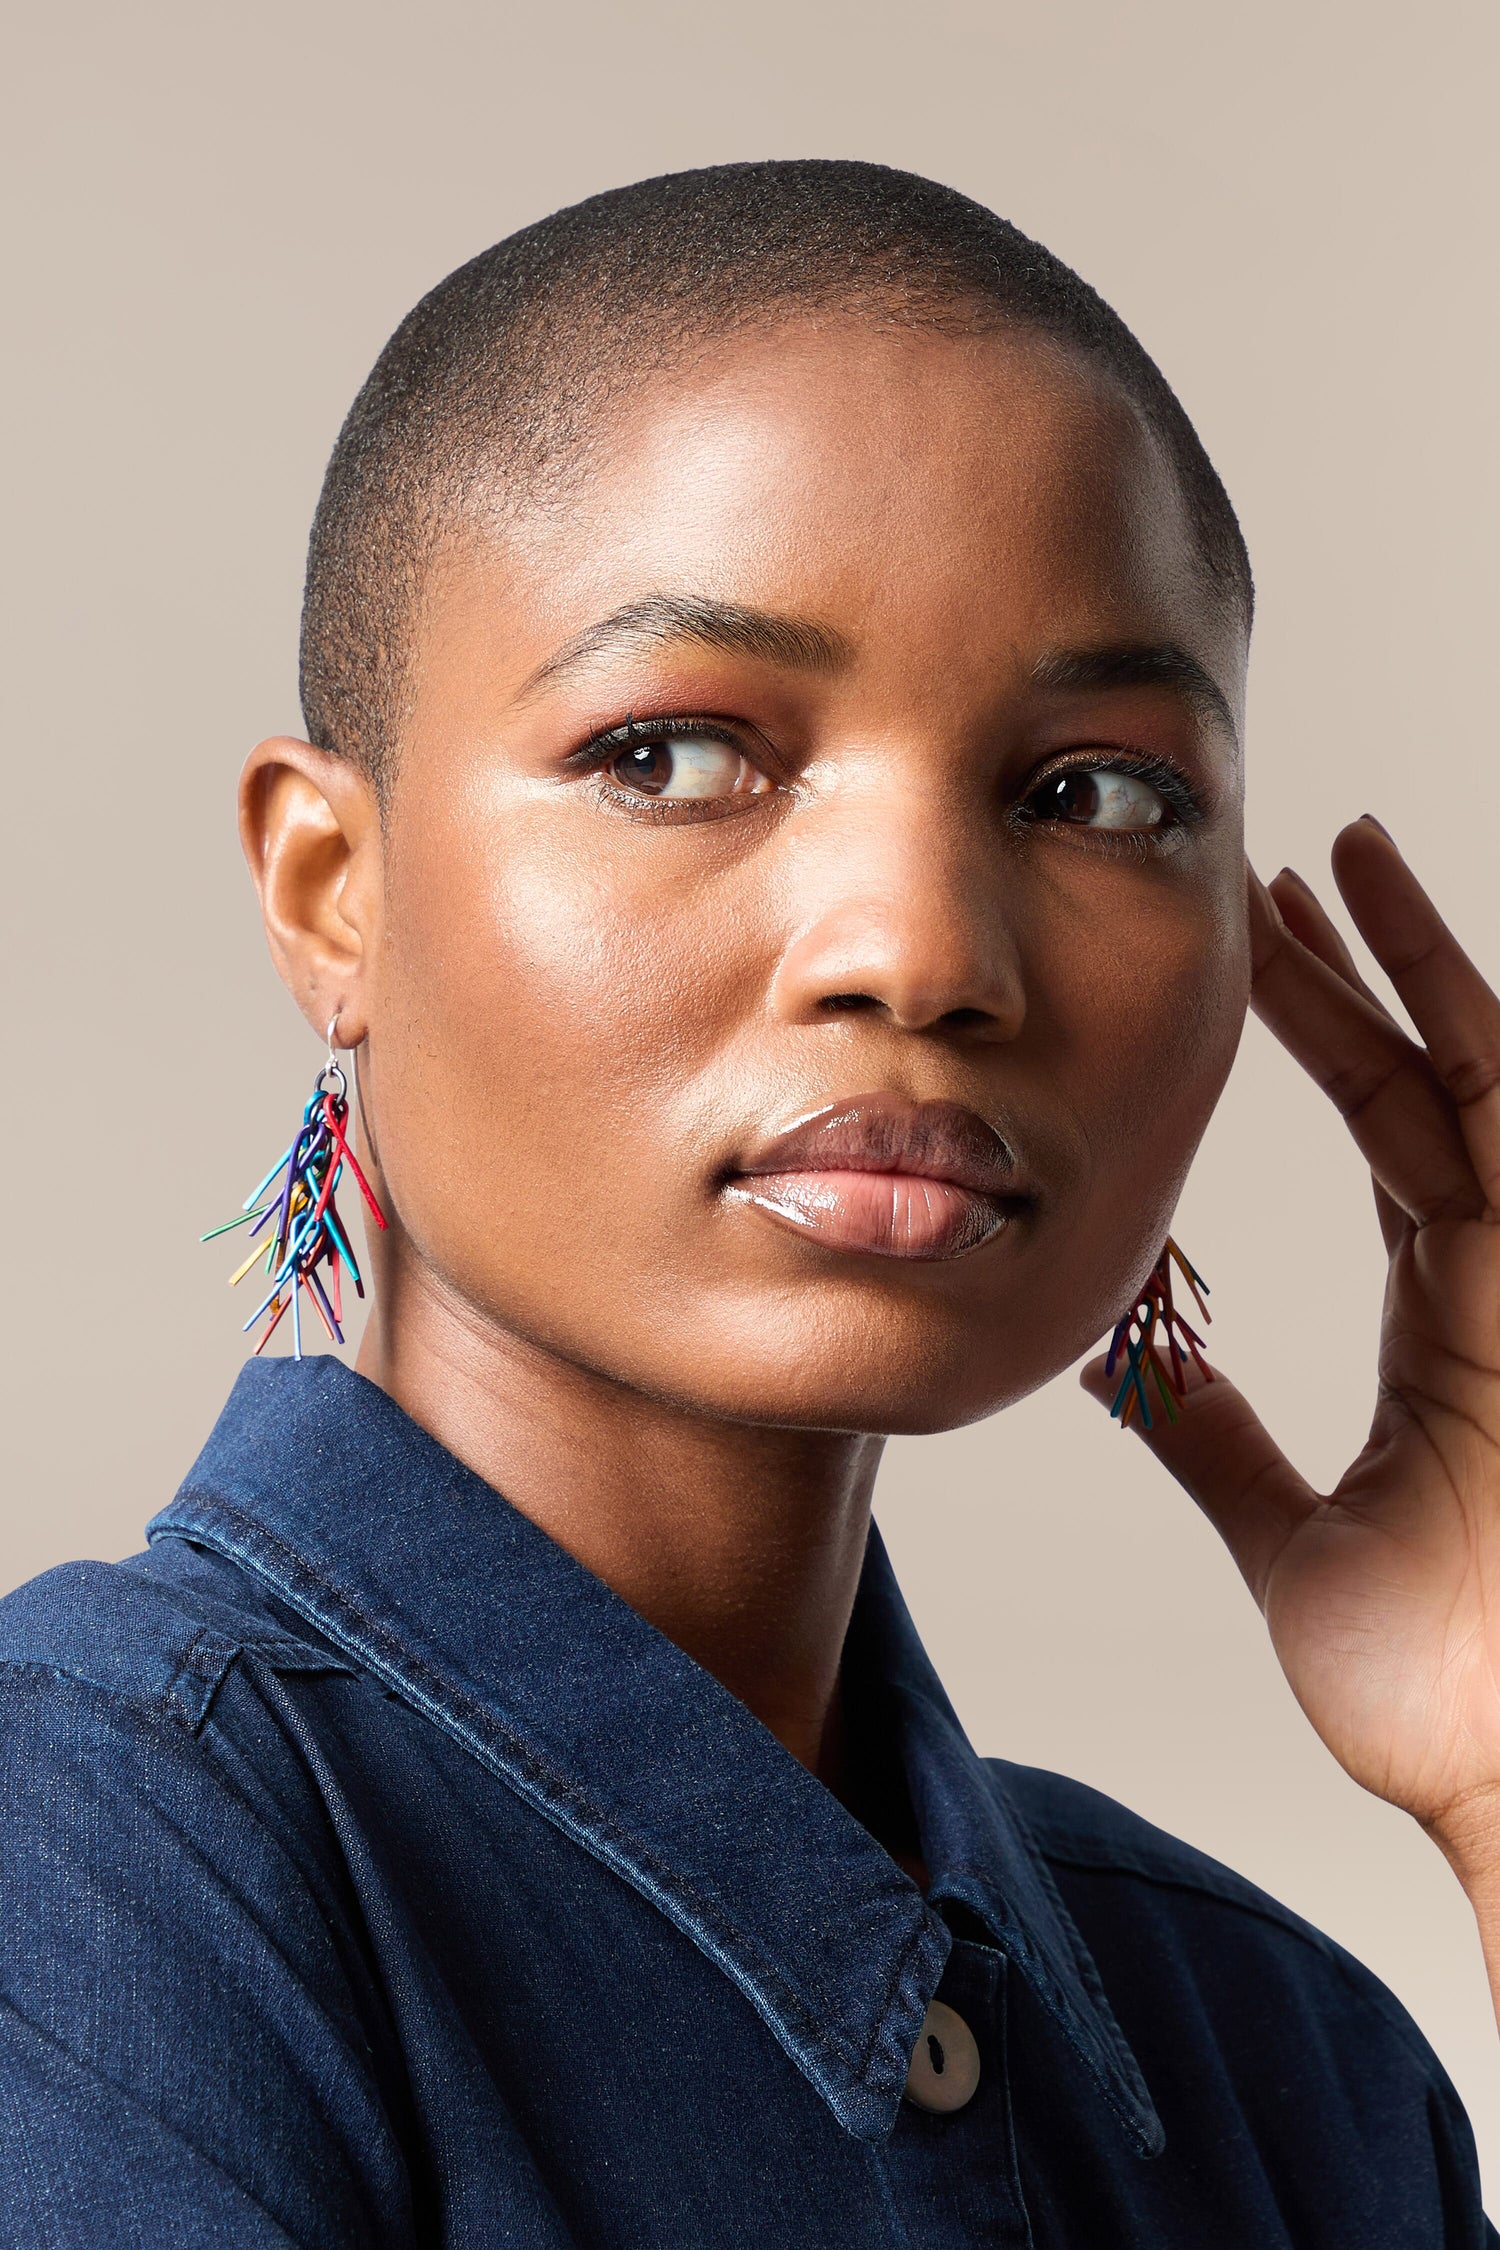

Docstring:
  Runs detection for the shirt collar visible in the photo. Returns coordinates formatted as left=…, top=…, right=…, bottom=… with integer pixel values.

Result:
left=150, top=1356, right=1160, bottom=2152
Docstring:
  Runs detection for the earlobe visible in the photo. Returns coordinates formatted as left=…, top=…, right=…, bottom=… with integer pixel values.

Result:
left=238, top=736, right=382, bottom=1043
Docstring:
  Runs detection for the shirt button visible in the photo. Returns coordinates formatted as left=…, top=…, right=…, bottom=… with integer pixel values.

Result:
left=903, top=2000, right=981, bottom=2114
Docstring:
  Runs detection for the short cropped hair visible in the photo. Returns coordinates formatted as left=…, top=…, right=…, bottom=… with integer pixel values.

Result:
left=301, top=159, right=1252, bottom=791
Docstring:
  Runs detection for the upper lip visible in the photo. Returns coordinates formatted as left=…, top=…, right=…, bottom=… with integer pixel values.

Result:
left=730, top=1095, right=1022, bottom=1197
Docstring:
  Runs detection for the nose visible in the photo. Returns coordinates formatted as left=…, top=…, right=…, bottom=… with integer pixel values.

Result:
left=766, top=782, right=1026, bottom=1042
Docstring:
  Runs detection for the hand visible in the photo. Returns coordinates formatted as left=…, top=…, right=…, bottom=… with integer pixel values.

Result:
left=1086, top=817, right=1500, bottom=1905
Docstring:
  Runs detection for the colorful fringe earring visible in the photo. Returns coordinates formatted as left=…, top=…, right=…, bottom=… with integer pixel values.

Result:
left=1105, top=1237, right=1212, bottom=1432
left=202, top=1019, right=387, bottom=1359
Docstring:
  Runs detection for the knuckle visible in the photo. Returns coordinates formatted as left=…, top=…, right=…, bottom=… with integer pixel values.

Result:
left=1441, top=1052, right=1500, bottom=1111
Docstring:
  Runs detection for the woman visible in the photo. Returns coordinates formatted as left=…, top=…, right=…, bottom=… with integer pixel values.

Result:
left=1, top=160, right=1494, bottom=2244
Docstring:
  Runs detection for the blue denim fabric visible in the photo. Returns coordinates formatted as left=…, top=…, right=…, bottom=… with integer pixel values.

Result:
left=0, top=1356, right=1490, bottom=2246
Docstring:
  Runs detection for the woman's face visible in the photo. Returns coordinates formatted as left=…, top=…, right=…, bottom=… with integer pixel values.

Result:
left=359, top=320, right=1250, bottom=1433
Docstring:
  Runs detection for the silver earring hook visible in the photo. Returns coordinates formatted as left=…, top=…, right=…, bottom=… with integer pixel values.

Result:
left=319, top=1011, right=348, bottom=1101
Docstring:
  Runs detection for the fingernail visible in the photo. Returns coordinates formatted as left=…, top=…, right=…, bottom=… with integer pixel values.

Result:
left=1276, top=865, right=1314, bottom=893
left=1361, top=813, right=1393, bottom=840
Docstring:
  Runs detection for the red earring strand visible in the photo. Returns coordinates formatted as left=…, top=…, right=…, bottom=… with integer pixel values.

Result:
left=202, top=1020, right=387, bottom=1359
left=1105, top=1237, right=1212, bottom=1432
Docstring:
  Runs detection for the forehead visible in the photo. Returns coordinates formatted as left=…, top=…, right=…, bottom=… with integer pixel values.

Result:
left=433, top=320, right=1245, bottom=717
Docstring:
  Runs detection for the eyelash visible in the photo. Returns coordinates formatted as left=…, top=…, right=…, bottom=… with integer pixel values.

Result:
left=1010, top=748, right=1207, bottom=832
left=569, top=714, right=1208, bottom=835
left=568, top=714, right=770, bottom=822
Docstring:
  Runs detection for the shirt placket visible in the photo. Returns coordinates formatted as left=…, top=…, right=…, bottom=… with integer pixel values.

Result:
left=876, top=1942, right=1032, bottom=2246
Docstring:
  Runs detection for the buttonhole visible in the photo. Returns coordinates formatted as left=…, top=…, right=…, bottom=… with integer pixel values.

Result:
left=927, top=2035, right=946, bottom=2075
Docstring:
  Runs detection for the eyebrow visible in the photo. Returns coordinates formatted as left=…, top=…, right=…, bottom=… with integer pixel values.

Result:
left=1029, top=642, right=1239, bottom=742
left=517, top=594, right=851, bottom=699
left=518, top=599, right=1239, bottom=744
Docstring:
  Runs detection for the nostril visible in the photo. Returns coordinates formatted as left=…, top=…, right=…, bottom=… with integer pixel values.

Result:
left=819, top=992, right=882, bottom=1014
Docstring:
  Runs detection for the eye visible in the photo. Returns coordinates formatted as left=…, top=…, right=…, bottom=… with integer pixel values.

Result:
left=608, top=731, right=772, bottom=801
left=1029, top=764, right=1171, bottom=831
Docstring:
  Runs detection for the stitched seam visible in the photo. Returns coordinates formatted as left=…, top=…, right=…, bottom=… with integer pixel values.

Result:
left=1019, top=1840, right=1160, bottom=2143
left=937, top=1845, right=1159, bottom=2135
left=1036, top=1835, right=1332, bottom=1935
left=156, top=1501, right=904, bottom=2096
left=0, top=1655, right=195, bottom=1723
left=0, top=1659, right=383, bottom=1950
left=940, top=1737, right=1157, bottom=2128
left=0, top=1991, right=324, bottom=2243
left=163, top=1627, right=237, bottom=1733
left=1037, top=1848, right=1448, bottom=2081
left=852, top=1906, right=947, bottom=2082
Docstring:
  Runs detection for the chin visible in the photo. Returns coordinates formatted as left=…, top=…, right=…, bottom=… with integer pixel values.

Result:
left=705, top=1367, right=1050, bottom=1438
left=628, top=1314, right=1071, bottom=1438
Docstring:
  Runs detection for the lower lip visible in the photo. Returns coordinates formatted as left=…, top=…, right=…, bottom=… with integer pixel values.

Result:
left=724, top=1169, right=1015, bottom=1261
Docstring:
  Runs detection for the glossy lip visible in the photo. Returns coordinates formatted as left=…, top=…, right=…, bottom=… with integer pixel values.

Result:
left=722, top=1095, right=1029, bottom=1262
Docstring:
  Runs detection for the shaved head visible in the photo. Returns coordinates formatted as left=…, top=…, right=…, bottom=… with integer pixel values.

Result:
left=299, top=159, right=1252, bottom=793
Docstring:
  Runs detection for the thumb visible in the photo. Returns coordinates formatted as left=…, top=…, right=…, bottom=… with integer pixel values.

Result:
left=1080, top=1352, right=1317, bottom=1608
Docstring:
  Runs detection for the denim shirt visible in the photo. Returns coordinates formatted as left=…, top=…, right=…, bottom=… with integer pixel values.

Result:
left=0, top=1358, right=1489, bottom=2247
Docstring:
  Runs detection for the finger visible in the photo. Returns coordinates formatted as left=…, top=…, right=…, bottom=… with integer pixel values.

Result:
left=1080, top=1352, right=1315, bottom=1607
left=1265, top=869, right=1411, bottom=1251
left=1268, top=866, right=1394, bottom=1019
left=1370, top=1172, right=1410, bottom=1256
left=1333, top=818, right=1500, bottom=1212
left=1248, top=868, right=1484, bottom=1224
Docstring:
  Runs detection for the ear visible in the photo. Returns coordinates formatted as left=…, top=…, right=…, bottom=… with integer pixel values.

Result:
left=238, top=738, right=382, bottom=1045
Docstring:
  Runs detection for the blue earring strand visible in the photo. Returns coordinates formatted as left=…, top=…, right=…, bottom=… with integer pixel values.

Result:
left=1104, top=1237, right=1212, bottom=1432
left=202, top=1020, right=387, bottom=1359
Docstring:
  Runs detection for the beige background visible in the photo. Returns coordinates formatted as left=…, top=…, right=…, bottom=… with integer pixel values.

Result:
left=7, top=0, right=1498, bottom=2197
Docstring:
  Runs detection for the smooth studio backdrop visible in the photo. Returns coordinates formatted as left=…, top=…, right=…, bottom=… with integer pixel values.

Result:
left=7, top=0, right=1499, bottom=2196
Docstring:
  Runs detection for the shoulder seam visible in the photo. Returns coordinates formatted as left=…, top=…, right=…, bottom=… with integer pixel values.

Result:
left=0, top=1650, right=233, bottom=1735
left=0, top=1632, right=355, bottom=1734
left=1035, top=1834, right=1445, bottom=2080
left=0, top=1653, right=216, bottom=1735
left=1035, top=1830, right=1327, bottom=1938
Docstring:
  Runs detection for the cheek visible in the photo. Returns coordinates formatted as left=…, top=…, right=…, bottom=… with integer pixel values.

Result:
left=1090, top=905, right=1246, bottom=1136
left=367, top=798, right=759, bottom=1301
left=1037, top=861, right=1249, bottom=1326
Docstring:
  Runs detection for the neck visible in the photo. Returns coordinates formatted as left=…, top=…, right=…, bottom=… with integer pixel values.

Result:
left=356, top=1261, right=883, bottom=1780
